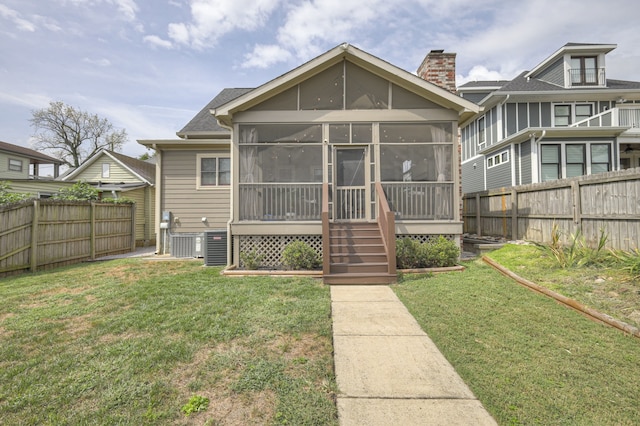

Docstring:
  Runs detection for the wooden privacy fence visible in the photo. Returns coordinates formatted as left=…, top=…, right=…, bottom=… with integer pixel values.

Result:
left=0, top=200, right=135, bottom=276
left=463, top=168, right=640, bottom=251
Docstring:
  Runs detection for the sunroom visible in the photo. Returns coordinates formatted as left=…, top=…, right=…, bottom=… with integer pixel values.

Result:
left=214, top=44, right=479, bottom=282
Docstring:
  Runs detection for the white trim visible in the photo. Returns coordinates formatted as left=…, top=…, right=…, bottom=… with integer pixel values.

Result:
left=538, top=141, right=614, bottom=181
left=486, top=150, right=509, bottom=169
left=196, top=153, right=231, bottom=190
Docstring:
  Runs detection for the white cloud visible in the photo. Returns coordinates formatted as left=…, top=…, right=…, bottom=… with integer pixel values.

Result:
left=166, top=0, right=281, bottom=49
left=143, top=34, right=173, bottom=49
left=108, top=0, right=139, bottom=22
left=241, top=44, right=293, bottom=69
left=457, top=65, right=507, bottom=86
left=0, top=4, right=36, bottom=32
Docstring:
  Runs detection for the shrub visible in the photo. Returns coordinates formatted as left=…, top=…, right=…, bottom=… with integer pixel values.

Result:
left=282, top=241, right=320, bottom=270
left=53, top=181, right=99, bottom=201
left=396, top=237, right=421, bottom=269
left=421, top=236, right=460, bottom=267
left=533, top=223, right=609, bottom=268
left=396, top=236, right=460, bottom=269
left=0, top=181, right=33, bottom=205
left=240, top=250, right=264, bottom=270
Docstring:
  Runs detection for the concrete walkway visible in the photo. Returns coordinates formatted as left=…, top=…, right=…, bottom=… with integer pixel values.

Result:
left=332, top=285, right=497, bottom=426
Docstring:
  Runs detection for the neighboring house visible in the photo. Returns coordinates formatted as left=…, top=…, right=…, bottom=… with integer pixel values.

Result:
left=0, top=140, right=63, bottom=180
left=0, top=140, right=70, bottom=197
left=62, top=149, right=156, bottom=246
left=140, top=44, right=479, bottom=283
left=458, top=43, right=640, bottom=193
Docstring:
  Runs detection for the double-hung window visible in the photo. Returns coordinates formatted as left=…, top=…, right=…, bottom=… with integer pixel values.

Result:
left=8, top=158, right=23, bottom=172
left=197, top=155, right=230, bottom=188
left=541, top=144, right=561, bottom=181
left=565, top=144, right=585, bottom=178
left=554, top=105, right=571, bottom=126
left=554, top=103, right=593, bottom=127
left=590, top=144, right=611, bottom=174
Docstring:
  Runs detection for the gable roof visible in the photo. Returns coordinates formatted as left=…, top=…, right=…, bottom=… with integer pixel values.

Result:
left=62, top=149, right=155, bottom=184
left=525, top=42, right=616, bottom=80
left=177, top=88, right=253, bottom=138
left=0, top=140, right=63, bottom=164
left=214, top=43, right=480, bottom=125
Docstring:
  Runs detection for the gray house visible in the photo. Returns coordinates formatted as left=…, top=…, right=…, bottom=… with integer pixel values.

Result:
left=140, top=44, right=479, bottom=283
left=458, top=43, right=640, bottom=193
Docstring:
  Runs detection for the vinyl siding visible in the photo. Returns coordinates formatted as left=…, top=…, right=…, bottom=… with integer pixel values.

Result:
left=529, top=102, right=540, bottom=127
left=489, top=106, right=499, bottom=145
left=5, top=180, right=74, bottom=196
left=506, top=103, right=517, bottom=136
left=486, top=160, right=512, bottom=189
left=537, top=58, right=564, bottom=86
left=102, top=186, right=156, bottom=243
left=75, top=156, right=141, bottom=182
left=517, top=103, right=528, bottom=132
left=0, top=152, right=30, bottom=179
left=462, top=159, right=485, bottom=193
left=541, top=103, right=552, bottom=127
left=161, top=149, right=231, bottom=233
left=520, top=140, right=532, bottom=185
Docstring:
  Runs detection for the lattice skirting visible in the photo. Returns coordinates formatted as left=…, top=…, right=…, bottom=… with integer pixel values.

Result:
left=236, top=233, right=458, bottom=269
left=237, top=235, right=322, bottom=269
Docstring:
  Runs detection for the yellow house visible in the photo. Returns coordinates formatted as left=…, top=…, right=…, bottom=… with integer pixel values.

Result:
left=62, top=149, right=156, bottom=246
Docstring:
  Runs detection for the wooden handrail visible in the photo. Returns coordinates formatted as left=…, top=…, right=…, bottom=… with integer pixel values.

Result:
left=321, top=182, right=330, bottom=275
left=375, top=182, right=396, bottom=275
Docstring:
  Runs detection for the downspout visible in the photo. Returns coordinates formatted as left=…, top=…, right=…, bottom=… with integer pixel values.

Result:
left=153, top=144, right=162, bottom=255
left=531, top=130, right=546, bottom=183
left=215, top=113, right=235, bottom=268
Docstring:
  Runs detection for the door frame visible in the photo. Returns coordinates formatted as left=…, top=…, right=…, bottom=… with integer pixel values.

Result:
left=332, top=145, right=370, bottom=221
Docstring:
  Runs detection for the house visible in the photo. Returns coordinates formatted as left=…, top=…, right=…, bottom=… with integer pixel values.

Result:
left=458, top=43, right=640, bottom=193
left=0, top=140, right=71, bottom=197
left=139, top=43, right=479, bottom=283
left=61, top=149, right=156, bottom=246
left=0, top=140, right=63, bottom=180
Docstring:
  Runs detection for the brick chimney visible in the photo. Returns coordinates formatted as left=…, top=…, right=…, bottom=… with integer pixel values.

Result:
left=417, top=50, right=457, bottom=93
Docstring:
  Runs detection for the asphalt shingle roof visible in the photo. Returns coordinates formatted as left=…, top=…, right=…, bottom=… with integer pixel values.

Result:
left=0, top=140, right=63, bottom=164
left=107, top=150, right=155, bottom=184
left=178, top=88, right=253, bottom=135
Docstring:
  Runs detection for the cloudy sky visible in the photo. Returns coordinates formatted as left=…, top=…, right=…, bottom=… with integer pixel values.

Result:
left=2, top=0, right=640, bottom=159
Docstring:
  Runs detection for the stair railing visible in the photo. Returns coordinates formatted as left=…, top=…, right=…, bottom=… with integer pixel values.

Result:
left=375, top=182, right=396, bottom=276
left=321, top=182, right=330, bottom=276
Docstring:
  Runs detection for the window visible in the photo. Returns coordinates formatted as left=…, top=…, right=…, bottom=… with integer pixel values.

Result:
left=566, top=144, right=585, bottom=178
left=487, top=150, right=509, bottom=169
left=8, top=158, right=23, bottom=172
left=554, top=105, right=571, bottom=126
left=197, top=155, right=230, bottom=188
left=591, top=144, right=610, bottom=174
left=102, top=163, right=110, bottom=178
left=541, top=144, right=561, bottom=181
left=570, top=56, right=598, bottom=86
left=478, top=116, right=486, bottom=147
left=554, top=103, right=593, bottom=126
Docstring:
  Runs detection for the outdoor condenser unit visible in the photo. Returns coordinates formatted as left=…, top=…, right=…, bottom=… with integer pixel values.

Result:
left=170, top=233, right=203, bottom=258
left=203, top=229, right=227, bottom=266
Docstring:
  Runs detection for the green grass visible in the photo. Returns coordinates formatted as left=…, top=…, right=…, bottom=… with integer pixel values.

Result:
left=0, top=259, right=337, bottom=425
left=487, top=244, right=640, bottom=329
left=394, top=258, right=640, bottom=426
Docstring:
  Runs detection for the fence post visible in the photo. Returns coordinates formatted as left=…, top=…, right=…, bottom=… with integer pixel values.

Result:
left=130, top=203, right=137, bottom=252
left=475, top=193, right=481, bottom=236
left=90, top=202, right=96, bottom=260
left=571, top=181, right=582, bottom=228
left=511, top=188, right=518, bottom=240
left=30, top=200, right=39, bottom=272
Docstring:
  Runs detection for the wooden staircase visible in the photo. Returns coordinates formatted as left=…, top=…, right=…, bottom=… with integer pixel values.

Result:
left=323, top=222, right=397, bottom=285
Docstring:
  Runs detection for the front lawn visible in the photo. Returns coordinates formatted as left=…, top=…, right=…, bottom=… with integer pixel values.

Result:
left=0, top=259, right=337, bottom=425
left=395, top=257, right=640, bottom=426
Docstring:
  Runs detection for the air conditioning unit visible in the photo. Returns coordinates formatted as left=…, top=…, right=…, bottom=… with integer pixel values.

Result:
left=170, top=233, right=204, bottom=258
left=203, top=229, right=227, bottom=266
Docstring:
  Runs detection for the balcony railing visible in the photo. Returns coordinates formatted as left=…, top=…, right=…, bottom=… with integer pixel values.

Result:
left=381, top=182, right=454, bottom=220
left=239, top=183, right=322, bottom=221
left=568, top=67, right=605, bottom=86
left=571, top=106, right=640, bottom=129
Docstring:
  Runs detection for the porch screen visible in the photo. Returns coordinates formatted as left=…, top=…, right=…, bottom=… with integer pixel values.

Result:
left=239, top=125, right=322, bottom=221
left=379, top=122, right=454, bottom=220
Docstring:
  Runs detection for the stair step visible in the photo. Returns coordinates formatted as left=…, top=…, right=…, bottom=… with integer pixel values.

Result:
left=330, top=244, right=386, bottom=255
left=331, top=262, right=389, bottom=274
left=323, top=272, right=397, bottom=285
left=330, top=253, right=388, bottom=263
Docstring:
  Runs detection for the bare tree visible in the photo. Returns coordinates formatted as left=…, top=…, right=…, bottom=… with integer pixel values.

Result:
left=30, top=101, right=128, bottom=168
